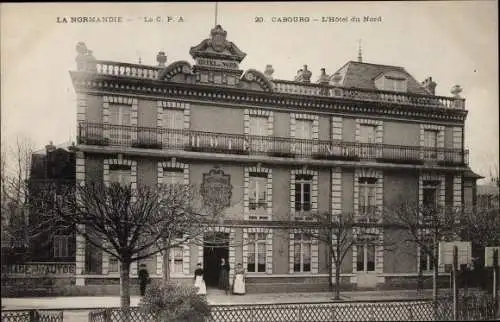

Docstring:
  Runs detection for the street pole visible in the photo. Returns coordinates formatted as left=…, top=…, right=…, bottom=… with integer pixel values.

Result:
left=452, top=245, right=458, bottom=321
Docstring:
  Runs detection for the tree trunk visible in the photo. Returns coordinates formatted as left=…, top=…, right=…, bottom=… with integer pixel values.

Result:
left=163, top=248, right=170, bottom=281
left=334, top=262, right=341, bottom=300
left=120, top=261, right=131, bottom=308
left=433, top=250, right=439, bottom=301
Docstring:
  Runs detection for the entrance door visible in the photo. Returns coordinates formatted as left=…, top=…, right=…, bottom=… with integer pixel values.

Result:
left=203, top=232, right=229, bottom=287
left=356, top=243, right=378, bottom=288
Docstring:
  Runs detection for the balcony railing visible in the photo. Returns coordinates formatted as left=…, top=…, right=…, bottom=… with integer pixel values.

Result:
left=84, top=60, right=465, bottom=110
left=78, top=122, right=469, bottom=166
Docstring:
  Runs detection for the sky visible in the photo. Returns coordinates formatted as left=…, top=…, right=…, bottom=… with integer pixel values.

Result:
left=1, top=1, right=498, bottom=183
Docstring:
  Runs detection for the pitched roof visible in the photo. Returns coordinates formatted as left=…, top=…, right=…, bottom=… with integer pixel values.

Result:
left=333, top=61, right=428, bottom=95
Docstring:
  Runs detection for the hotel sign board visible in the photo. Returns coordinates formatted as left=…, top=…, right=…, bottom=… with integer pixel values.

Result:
left=485, top=247, right=500, bottom=267
left=195, top=58, right=239, bottom=70
left=2, top=262, right=76, bottom=277
left=438, top=241, right=471, bottom=266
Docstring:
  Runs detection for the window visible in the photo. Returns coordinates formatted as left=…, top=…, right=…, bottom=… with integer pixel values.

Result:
left=170, top=246, right=183, bottom=275
left=294, top=119, right=313, bottom=155
left=249, top=173, right=267, bottom=212
left=249, top=116, right=269, bottom=152
left=295, top=175, right=312, bottom=213
left=109, top=104, right=131, bottom=144
left=359, top=125, right=376, bottom=144
left=109, top=164, right=131, bottom=186
left=162, top=168, right=184, bottom=185
left=109, top=257, right=119, bottom=273
left=357, top=243, right=375, bottom=272
left=247, top=233, right=266, bottom=273
left=293, top=233, right=311, bottom=272
left=359, top=177, right=377, bottom=222
left=419, top=247, right=434, bottom=272
left=424, top=130, right=438, bottom=159
left=53, top=235, right=70, bottom=258
left=162, top=109, right=185, bottom=148
left=384, top=77, right=407, bottom=92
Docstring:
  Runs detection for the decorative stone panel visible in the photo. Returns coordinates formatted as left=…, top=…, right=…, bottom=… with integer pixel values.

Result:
left=288, top=230, right=319, bottom=274
left=243, top=227, right=273, bottom=275
left=244, top=166, right=272, bottom=220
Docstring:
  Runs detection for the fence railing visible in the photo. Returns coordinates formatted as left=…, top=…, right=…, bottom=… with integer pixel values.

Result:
left=78, top=122, right=469, bottom=166
left=1, top=310, right=63, bottom=322
left=87, top=296, right=497, bottom=322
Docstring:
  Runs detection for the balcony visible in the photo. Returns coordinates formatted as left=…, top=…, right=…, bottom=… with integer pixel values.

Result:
left=85, top=60, right=465, bottom=110
left=77, top=122, right=469, bottom=166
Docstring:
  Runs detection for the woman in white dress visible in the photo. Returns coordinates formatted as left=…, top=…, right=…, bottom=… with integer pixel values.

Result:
left=193, top=263, right=207, bottom=295
left=232, top=263, right=246, bottom=295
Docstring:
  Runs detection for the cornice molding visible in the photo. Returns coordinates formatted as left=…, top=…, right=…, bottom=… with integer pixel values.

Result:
left=70, top=71, right=467, bottom=123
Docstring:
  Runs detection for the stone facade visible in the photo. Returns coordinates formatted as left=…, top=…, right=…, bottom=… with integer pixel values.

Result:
left=65, top=25, right=476, bottom=293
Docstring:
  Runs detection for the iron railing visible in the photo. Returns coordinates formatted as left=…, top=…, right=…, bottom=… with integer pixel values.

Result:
left=83, top=60, right=465, bottom=110
left=1, top=310, right=63, bottom=322
left=78, top=122, right=469, bottom=166
left=86, top=296, right=497, bottom=322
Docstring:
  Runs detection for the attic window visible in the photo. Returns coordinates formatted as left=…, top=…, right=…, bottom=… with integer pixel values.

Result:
left=384, top=76, right=407, bottom=92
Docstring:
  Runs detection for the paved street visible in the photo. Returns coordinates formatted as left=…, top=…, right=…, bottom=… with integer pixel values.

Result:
left=1, top=289, right=434, bottom=310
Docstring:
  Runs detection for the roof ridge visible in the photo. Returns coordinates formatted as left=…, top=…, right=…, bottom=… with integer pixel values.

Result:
left=346, top=60, right=406, bottom=70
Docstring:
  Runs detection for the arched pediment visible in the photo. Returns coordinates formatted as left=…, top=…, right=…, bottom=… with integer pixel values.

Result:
left=240, top=69, right=273, bottom=92
left=158, top=61, right=193, bottom=81
left=189, top=25, right=246, bottom=63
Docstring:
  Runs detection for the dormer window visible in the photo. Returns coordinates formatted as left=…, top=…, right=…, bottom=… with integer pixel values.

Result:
left=384, top=76, right=407, bottom=92
left=374, top=71, right=408, bottom=93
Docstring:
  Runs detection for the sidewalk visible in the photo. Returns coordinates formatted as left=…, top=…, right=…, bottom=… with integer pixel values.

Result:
left=1, top=289, right=434, bottom=310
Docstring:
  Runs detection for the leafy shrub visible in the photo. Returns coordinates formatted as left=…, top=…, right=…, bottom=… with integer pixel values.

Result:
left=139, top=281, right=211, bottom=322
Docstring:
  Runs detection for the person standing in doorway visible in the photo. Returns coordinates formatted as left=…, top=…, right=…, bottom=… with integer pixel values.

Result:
left=138, top=264, right=150, bottom=296
left=218, top=258, right=230, bottom=295
left=193, top=263, right=207, bottom=295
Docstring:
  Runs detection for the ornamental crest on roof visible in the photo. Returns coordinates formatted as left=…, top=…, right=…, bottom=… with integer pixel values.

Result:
left=189, top=25, right=246, bottom=63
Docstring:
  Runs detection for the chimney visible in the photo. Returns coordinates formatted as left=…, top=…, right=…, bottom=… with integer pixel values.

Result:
left=264, top=64, right=274, bottom=79
left=317, top=68, right=329, bottom=84
left=46, top=141, right=56, bottom=154
left=421, top=77, right=437, bottom=95
left=157, top=51, right=167, bottom=67
left=294, top=65, right=312, bottom=83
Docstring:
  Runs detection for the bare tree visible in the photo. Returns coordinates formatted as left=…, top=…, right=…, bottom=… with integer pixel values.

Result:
left=35, top=181, right=216, bottom=308
left=460, top=205, right=500, bottom=249
left=385, top=201, right=463, bottom=301
left=295, top=211, right=389, bottom=300
left=1, top=136, right=34, bottom=248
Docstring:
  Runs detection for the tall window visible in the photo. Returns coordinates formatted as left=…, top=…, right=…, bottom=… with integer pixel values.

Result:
left=295, top=174, right=312, bottom=213
left=109, top=257, right=119, bottom=273
left=109, top=104, right=131, bottom=144
left=53, top=235, right=70, bottom=258
left=357, top=243, right=375, bottom=272
left=249, top=116, right=269, bottom=152
left=109, top=164, right=131, bottom=186
left=162, top=109, right=185, bottom=148
left=293, top=233, right=311, bottom=272
left=358, top=177, right=377, bottom=222
left=247, top=233, right=266, bottom=273
left=359, top=125, right=376, bottom=144
left=249, top=173, right=267, bottom=215
left=162, top=168, right=184, bottom=185
left=170, top=246, right=183, bottom=275
left=295, top=119, right=313, bottom=155
left=419, top=247, right=434, bottom=272
left=424, top=130, right=438, bottom=159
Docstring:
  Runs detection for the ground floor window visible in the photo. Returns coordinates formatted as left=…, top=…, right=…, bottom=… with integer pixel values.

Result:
left=170, top=246, right=183, bottom=275
left=109, top=257, right=119, bottom=273
left=419, top=247, right=434, bottom=272
left=247, top=232, right=266, bottom=273
left=293, top=233, right=311, bottom=272
left=53, top=235, right=70, bottom=258
left=356, top=243, right=375, bottom=272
